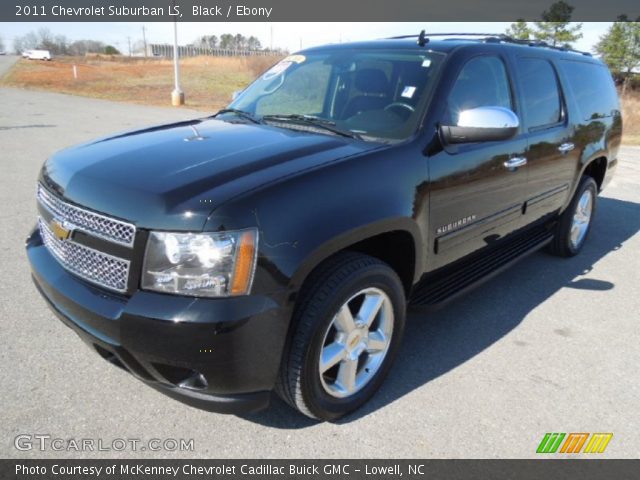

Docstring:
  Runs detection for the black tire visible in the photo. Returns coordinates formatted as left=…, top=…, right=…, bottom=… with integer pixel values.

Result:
left=548, top=175, right=598, bottom=257
left=276, top=252, right=406, bottom=421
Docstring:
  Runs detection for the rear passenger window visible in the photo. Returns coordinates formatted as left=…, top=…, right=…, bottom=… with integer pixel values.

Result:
left=559, top=61, right=618, bottom=120
left=446, top=56, right=513, bottom=125
left=517, top=58, right=562, bottom=129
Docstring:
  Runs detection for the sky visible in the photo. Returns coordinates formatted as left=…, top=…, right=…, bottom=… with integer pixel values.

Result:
left=0, top=22, right=612, bottom=54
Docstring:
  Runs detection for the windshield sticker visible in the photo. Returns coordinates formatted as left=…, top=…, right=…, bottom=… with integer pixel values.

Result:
left=262, top=61, right=293, bottom=80
left=284, top=54, right=306, bottom=64
left=422, top=59, right=432, bottom=68
left=401, top=86, right=417, bottom=98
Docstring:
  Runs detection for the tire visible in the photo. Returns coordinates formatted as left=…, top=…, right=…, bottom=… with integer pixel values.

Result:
left=276, top=252, right=406, bottom=421
left=548, top=175, right=598, bottom=257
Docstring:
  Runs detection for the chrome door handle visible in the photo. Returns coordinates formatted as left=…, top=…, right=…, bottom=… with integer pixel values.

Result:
left=503, top=157, right=527, bottom=169
left=558, top=142, right=575, bottom=153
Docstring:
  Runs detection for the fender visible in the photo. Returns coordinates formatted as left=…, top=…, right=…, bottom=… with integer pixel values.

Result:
left=203, top=143, right=429, bottom=297
left=288, top=216, right=423, bottom=290
left=561, top=116, right=620, bottom=214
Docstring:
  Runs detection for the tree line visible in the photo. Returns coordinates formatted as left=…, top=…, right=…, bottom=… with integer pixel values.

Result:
left=6, top=28, right=268, bottom=56
left=192, top=34, right=263, bottom=51
left=505, top=1, right=639, bottom=92
left=11, top=28, right=120, bottom=56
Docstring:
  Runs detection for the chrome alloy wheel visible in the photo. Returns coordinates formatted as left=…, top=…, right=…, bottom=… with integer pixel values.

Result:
left=318, top=287, right=394, bottom=398
left=570, top=189, right=593, bottom=249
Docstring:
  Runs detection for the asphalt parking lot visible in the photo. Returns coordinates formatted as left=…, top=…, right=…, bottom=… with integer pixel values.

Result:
left=0, top=85, right=638, bottom=459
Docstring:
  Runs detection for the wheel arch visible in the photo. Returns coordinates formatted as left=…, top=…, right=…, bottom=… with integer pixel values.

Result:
left=290, top=218, right=423, bottom=299
left=582, top=156, right=607, bottom=192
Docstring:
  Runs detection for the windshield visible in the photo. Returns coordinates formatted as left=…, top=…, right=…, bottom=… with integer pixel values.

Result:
left=227, top=49, right=444, bottom=142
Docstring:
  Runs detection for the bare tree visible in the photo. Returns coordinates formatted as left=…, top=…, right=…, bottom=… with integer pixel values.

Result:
left=68, top=40, right=107, bottom=56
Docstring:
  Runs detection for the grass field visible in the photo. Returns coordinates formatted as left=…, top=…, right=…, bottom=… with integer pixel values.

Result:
left=0, top=55, right=282, bottom=111
left=620, top=92, right=639, bottom=145
left=1, top=55, right=638, bottom=144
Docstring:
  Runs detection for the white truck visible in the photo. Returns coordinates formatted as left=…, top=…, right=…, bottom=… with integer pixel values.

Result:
left=25, top=50, right=51, bottom=61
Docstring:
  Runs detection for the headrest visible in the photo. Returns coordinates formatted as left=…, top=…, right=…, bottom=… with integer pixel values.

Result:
left=355, top=69, right=389, bottom=95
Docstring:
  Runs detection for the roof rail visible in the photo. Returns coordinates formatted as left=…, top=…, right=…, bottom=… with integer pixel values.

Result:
left=387, top=31, right=592, bottom=56
left=497, top=35, right=592, bottom=56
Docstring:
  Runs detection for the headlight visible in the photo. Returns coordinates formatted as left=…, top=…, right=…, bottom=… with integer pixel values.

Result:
left=142, top=229, right=258, bottom=297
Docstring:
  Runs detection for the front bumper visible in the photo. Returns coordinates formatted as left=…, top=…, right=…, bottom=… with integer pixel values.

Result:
left=26, top=227, right=292, bottom=414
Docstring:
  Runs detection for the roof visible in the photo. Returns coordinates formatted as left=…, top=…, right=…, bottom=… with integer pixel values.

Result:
left=301, top=35, right=602, bottom=65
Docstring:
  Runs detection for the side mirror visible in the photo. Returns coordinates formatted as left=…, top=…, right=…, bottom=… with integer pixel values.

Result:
left=440, top=106, right=519, bottom=144
left=231, top=90, right=243, bottom=101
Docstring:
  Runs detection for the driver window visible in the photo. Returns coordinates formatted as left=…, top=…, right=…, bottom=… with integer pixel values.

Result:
left=446, top=56, right=512, bottom=125
left=255, top=60, right=332, bottom=116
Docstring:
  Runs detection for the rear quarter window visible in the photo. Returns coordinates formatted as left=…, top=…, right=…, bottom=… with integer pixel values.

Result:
left=559, top=60, right=619, bottom=121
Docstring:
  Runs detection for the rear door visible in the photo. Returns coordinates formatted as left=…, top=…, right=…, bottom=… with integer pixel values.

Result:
left=514, top=56, right=580, bottom=221
left=428, top=53, right=529, bottom=270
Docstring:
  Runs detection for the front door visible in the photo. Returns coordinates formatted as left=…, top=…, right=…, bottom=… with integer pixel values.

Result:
left=428, top=54, right=528, bottom=270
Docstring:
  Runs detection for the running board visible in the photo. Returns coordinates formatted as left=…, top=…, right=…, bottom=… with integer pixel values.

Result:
left=409, top=227, right=553, bottom=309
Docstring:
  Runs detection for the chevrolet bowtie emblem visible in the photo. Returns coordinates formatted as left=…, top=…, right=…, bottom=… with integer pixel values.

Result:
left=50, top=219, right=72, bottom=241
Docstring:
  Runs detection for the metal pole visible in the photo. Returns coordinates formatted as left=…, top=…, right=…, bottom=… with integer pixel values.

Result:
left=171, top=20, right=184, bottom=106
left=142, top=25, right=147, bottom=57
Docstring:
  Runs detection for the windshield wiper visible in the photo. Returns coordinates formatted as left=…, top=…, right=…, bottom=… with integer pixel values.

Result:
left=261, top=114, right=363, bottom=140
left=213, top=108, right=261, bottom=124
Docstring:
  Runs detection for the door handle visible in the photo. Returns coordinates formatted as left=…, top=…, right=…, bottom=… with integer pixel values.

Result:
left=503, top=157, right=527, bottom=169
left=558, top=142, right=575, bottom=153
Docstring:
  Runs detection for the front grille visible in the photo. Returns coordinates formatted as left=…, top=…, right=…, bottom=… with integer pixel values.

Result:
left=39, top=218, right=130, bottom=293
left=37, top=185, right=136, bottom=247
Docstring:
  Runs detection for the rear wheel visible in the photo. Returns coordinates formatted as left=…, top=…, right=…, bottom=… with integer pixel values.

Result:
left=277, top=252, right=406, bottom=420
left=548, top=176, right=597, bottom=257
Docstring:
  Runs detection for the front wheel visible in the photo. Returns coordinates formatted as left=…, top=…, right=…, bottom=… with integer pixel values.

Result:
left=548, top=175, right=598, bottom=257
left=277, top=252, right=406, bottom=420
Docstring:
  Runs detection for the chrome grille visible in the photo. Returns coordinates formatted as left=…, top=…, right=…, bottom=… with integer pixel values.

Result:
left=38, top=218, right=130, bottom=293
left=37, top=185, right=136, bottom=247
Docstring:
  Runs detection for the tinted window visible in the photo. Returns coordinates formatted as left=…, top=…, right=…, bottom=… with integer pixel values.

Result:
left=517, top=58, right=562, bottom=128
left=231, top=51, right=444, bottom=142
left=560, top=61, right=618, bottom=120
left=255, top=60, right=332, bottom=116
left=446, top=56, right=513, bottom=124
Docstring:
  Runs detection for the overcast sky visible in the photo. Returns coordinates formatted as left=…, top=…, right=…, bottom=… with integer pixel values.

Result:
left=0, top=22, right=612, bottom=54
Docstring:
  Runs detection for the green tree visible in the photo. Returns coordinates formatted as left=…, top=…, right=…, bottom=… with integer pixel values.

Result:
left=104, top=45, right=120, bottom=55
left=595, top=17, right=640, bottom=95
left=219, top=33, right=234, bottom=49
left=505, top=20, right=532, bottom=40
left=246, top=36, right=261, bottom=50
left=533, top=1, right=583, bottom=47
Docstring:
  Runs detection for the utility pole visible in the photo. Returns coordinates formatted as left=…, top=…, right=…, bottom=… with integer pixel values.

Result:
left=142, top=25, right=147, bottom=57
left=171, top=20, right=184, bottom=106
left=270, top=26, right=273, bottom=51
left=127, top=36, right=131, bottom=56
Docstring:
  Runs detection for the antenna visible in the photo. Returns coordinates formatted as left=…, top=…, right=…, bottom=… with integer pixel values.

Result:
left=417, top=30, right=428, bottom=47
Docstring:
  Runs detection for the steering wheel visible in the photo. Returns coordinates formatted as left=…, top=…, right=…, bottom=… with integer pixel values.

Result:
left=384, top=102, right=415, bottom=116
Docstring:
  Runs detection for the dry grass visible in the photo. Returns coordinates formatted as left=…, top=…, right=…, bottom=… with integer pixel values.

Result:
left=0, top=55, right=283, bottom=111
left=2, top=56, right=638, bottom=144
left=620, top=91, right=640, bottom=145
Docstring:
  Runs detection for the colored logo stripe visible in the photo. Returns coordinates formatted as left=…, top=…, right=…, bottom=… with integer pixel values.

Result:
left=537, top=433, right=565, bottom=453
left=583, top=433, right=613, bottom=453
left=537, top=433, right=613, bottom=454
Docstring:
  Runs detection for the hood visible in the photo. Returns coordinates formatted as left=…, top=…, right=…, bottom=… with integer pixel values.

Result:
left=40, top=118, right=381, bottom=230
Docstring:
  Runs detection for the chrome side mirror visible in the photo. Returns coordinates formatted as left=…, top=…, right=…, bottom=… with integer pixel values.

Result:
left=441, top=106, right=519, bottom=144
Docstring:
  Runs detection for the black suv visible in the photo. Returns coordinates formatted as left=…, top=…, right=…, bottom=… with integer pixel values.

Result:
left=26, top=33, right=622, bottom=420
